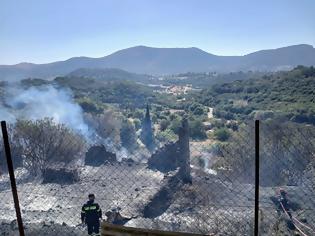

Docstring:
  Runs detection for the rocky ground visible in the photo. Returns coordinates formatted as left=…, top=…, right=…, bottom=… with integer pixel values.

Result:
left=0, top=220, right=86, bottom=236
left=0, top=162, right=164, bottom=235
left=0, top=162, right=314, bottom=235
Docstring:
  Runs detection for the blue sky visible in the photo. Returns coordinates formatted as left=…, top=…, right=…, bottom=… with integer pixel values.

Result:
left=1, top=0, right=314, bottom=64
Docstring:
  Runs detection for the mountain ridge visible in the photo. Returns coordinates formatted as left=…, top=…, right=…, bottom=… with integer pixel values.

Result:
left=1, top=44, right=314, bottom=80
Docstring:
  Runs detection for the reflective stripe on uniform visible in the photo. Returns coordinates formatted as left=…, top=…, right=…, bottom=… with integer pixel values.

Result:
left=84, top=205, right=97, bottom=211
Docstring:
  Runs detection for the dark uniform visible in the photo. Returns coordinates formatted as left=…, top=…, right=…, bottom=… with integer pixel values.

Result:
left=81, top=198, right=102, bottom=235
left=278, top=189, right=292, bottom=219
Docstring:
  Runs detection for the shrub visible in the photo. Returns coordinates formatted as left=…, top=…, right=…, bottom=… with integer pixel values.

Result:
left=226, top=121, right=239, bottom=131
left=155, top=129, right=177, bottom=143
left=214, top=128, right=231, bottom=141
left=133, top=109, right=144, bottom=120
left=189, top=119, right=207, bottom=140
left=169, top=117, right=182, bottom=134
left=14, top=118, right=85, bottom=176
left=189, top=103, right=206, bottom=116
left=133, top=118, right=141, bottom=130
left=159, top=119, right=170, bottom=131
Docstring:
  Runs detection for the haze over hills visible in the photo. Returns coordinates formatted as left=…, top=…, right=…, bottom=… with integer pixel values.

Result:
left=0, top=44, right=315, bottom=80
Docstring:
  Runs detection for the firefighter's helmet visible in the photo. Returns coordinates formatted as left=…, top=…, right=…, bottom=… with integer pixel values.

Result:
left=279, top=188, right=287, bottom=195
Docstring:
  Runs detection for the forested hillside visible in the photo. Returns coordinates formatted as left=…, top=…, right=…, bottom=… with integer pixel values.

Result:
left=194, top=66, right=315, bottom=124
left=53, top=76, right=179, bottom=111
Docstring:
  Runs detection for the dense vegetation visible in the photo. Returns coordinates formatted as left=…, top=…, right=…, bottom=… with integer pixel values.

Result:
left=162, top=71, right=267, bottom=88
left=67, top=68, right=152, bottom=83
left=193, top=66, right=315, bottom=124
left=54, top=76, right=177, bottom=109
left=3, top=66, right=315, bottom=160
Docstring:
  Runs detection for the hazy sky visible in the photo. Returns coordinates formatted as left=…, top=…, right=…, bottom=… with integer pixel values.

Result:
left=1, top=0, right=314, bottom=64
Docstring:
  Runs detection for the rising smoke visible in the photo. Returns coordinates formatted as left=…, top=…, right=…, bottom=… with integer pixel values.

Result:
left=0, top=84, right=90, bottom=137
left=0, top=83, right=130, bottom=160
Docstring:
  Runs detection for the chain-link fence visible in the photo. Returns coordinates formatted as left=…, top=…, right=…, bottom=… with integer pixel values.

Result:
left=259, top=121, right=315, bottom=236
left=0, top=119, right=314, bottom=236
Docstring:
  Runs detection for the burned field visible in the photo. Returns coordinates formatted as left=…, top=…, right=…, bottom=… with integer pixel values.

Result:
left=1, top=160, right=313, bottom=235
left=1, top=121, right=314, bottom=236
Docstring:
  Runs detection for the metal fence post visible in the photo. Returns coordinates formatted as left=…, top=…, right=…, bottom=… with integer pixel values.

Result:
left=254, top=120, right=260, bottom=236
left=1, top=121, right=25, bottom=236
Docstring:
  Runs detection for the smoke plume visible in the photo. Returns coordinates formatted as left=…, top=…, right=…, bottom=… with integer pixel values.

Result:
left=0, top=84, right=89, bottom=137
left=0, top=83, right=133, bottom=160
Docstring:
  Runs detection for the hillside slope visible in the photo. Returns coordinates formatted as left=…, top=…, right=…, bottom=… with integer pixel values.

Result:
left=195, top=66, right=315, bottom=123
left=0, top=45, right=315, bottom=80
left=67, top=68, right=151, bottom=82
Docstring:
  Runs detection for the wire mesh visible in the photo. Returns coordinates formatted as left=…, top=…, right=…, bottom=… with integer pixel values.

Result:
left=259, top=121, right=315, bottom=236
left=2, top=119, right=314, bottom=235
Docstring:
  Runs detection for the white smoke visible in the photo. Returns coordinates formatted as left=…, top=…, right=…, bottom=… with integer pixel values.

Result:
left=202, top=153, right=217, bottom=175
left=116, top=147, right=129, bottom=161
left=0, top=84, right=90, bottom=137
left=0, top=83, right=133, bottom=158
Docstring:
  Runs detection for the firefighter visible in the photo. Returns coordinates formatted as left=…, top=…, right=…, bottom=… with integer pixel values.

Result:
left=81, top=193, right=102, bottom=235
left=278, top=188, right=292, bottom=219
